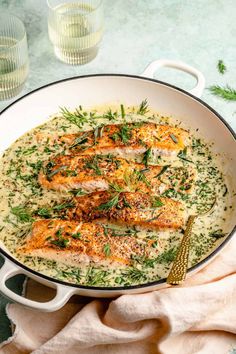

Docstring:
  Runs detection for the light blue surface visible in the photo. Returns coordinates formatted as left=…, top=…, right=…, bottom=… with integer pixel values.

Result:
left=0, top=0, right=236, bottom=344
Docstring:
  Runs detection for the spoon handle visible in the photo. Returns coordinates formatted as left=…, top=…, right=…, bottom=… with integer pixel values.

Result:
left=167, top=215, right=196, bottom=285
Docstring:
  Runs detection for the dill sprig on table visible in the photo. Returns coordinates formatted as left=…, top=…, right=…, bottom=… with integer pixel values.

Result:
left=209, top=85, right=236, bottom=101
left=217, top=60, right=226, bottom=74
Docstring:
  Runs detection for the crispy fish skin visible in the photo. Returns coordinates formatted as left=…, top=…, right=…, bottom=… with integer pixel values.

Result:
left=69, top=191, right=185, bottom=230
left=17, top=219, right=154, bottom=266
left=38, top=154, right=164, bottom=193
left=60, top=122, right=190, bottom=157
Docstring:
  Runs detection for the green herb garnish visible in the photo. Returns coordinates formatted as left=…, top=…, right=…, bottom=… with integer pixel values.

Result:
left=209, top=229, right=226, bottom=239
left=170, top=133, right=178, bottom=144
left=60, top=107, right=89, bottom=128
left=120, top=104, right=125, bottom=119
left=103, top=243, right=111, bottom=257
left=71, top=232, right=81, bottom=239
left=53, top=202, right=75, bottom=211
left=35, top=208, right=52, bottom=218
left=177, top=148, right=193, bottom=163
left=142, top=148, right=152, bottom=167
left=209, top=85, right=236, bottom=101
left=69, top=132, right=89, bottom=149
left=152, top=197, right=164, bottom=208
left=155, top=165, right=170, bottom=178
left=50, top=238, right=69, bottom=248
left=137, top=99, right=149, bottom=115
left=46, top=165, right=68, bottom=180
left=217, top=60, right=226, bottom=74
left=112, top=125, right=132, bottom=144
left=11, top=206, right=33, bottom=223
left=97, top=194, right=120, bottom=210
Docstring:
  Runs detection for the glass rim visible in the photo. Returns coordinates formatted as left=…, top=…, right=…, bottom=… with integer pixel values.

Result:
left=0, top=13, right=27, bottom=49
left=47, top=0, right=103, bottom=12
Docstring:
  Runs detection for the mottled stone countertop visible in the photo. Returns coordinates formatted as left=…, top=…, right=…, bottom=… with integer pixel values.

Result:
left=0, top=0, right=236, bottom=343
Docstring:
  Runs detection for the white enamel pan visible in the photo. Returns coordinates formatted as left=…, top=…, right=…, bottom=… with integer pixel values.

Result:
left=0, top=59, right=235, bottom=312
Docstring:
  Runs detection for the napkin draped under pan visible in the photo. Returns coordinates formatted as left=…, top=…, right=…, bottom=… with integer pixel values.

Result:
left=0, top=237, right=236, bottom=354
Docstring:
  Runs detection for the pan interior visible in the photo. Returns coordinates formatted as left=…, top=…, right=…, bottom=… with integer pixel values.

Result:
left=2, top=87, right=234, bottom=287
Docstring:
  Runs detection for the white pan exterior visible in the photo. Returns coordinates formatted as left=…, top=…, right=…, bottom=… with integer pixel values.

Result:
left=0, top=60, right=235, bottom=311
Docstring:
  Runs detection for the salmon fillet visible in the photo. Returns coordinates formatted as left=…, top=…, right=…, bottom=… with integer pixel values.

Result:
left=68, top=191, right=185, bottom=230
left=17, top=219, right=156, bottom=266
left=60, top=122, right=190, bottom=157
left=39, top=154, right=195, bottom=194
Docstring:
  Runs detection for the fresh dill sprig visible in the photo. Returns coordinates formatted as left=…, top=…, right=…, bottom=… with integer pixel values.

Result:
left=11, top=205, right=34, bottom=223
left=142, top=148, right=152, bottom=167
left=217, top=60, right=226, bottom=74
left=111, top=125, right=132, bottom=144
left=97, top=194, right=120, bottom=210
left=60, top=107, right=89, bottom=128
left=137, top=99, right=149, bottom=115
left=209, top=85, right=236, bottom=101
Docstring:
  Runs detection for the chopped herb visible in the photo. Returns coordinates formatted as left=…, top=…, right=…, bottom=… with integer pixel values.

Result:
left=53, top=202, right=75, bottom=211
left=147, top=212, right=162, bottom=222
left=97, top=194, right=120, bottom=210
left=84, top=155, right=102, bottom=175
left=112, top=125, right=132, bottom=145
left=209, top=229, right=226, bottom=239
left=122, top=196, right=132, bottom=208
left=120, top=104, right=125, bottom=119
left=109, top=183, right=124, bottom=193
left=11, top=206, right=33, bottom=223
left=122, top=266, right=147, bottom=282
left=57, top=268, right=81, bottom=282
left=133, top=169, right=151, bottom=187
left=104, top=243, right=111, bottom=257
left=103, top=109, right=117, bottom=121
left=154, top=165, right=170, bottom=178
left=223, top=184, right=228, bottom=197
left=137, top=99, right=149, bottom=115
left=50, top=238, right=69, bottom=248
left=60, top=107, right=89, bottom=128
left=71, top=232, right=81, bottom=239
left=69, top=133, right=89, bottom=149
left=69, top=188, right=87, bottom=197
left=152, top=197, right=164, bottom=208
left=142, top=148, right=152, bottom=167
left=217, top=60, right=226, bottom=74
left=35, top=208, right=52, bottom=218
left=170, top=133, right=178, bottom=144
left=46, top=165, right=68, bottom=180
left=19, top=145, right=37, bottom=156
left=85, top=267, right=109, bottom=286
left=177, top=148, right=193, bottom=163
left=209, top=85, right=236, bottom=101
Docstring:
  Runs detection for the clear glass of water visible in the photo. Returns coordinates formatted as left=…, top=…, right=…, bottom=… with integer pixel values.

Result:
left=0, top=14, right=29, bottom=101
left=47, top=0, right=104, bottom=65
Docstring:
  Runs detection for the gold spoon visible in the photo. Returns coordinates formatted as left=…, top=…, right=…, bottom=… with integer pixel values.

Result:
left=167, top=198, right=216, bottom=285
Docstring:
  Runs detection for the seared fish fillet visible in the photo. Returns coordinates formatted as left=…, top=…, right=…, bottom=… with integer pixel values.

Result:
left=68, top=191, right=185, bottom=230
left=60, top=122, right=190, bottom=157
left=39, top=154, right=195, bottom=194
left=17, top=219, right=156, bottom=266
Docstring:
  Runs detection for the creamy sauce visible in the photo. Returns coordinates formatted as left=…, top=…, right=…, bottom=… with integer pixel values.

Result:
left=0, top=103, right=234, bottom=287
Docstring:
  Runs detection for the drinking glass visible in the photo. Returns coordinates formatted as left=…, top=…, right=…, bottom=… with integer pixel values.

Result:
left=47, top=0, right=104, bottom=65
left=0, top=14, right=29, bottom=101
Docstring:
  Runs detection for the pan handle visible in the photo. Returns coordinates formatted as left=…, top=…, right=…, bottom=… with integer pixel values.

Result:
left=141, top=59, right=205, bottom=98
left=0, top=258, right=75, bottom=312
